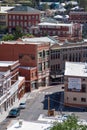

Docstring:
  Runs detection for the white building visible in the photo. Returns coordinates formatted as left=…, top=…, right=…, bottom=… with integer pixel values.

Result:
left=64, top=61, right=87, bottom=107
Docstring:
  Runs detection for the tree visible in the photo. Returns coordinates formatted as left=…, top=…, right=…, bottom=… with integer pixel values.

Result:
left=50, top=115, right=87, bottom=130
left=42, top=3, right=50, bottom=11
left=13, top=26, right=23, bottom=40
left=2, top=34, right=14, bottom=41
left=78, top=0, right=87, bottom=11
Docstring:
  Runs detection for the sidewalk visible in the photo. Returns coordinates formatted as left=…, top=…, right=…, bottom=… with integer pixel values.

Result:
left=0, top=85, right=54, bottom=123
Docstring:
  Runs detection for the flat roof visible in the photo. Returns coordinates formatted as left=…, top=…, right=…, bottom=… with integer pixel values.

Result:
left=0, top=6, right=14, bottom=13
left=1, top=36, right=58, bottom=45
left=65, top=62, right=87, bottom=77
left=38, top=22, right=73, bottom=27
left=7, top=120, right=51, bottom=130
left=0, top=61, right=18, bottom=67
left=22, top=36, right=56, bottom=44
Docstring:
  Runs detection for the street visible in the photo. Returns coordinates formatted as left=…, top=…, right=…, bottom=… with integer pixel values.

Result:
left=1, top=84, right=87, bottom=130
left=19, top=84, right=64, bottom=121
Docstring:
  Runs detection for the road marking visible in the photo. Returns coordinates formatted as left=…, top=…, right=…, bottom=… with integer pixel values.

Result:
left=38, top=92, right=52, bottom=95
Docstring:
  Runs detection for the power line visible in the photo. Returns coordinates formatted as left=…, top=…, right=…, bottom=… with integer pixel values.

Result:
left=45, top=97, right=86, bottom=111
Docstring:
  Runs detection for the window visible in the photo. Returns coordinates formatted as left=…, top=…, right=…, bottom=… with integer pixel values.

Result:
left=83, top=78, right=85, bottom=81
left=32, top=73, right=33, bottom=78
left=32, top=15, right=35, bottom=19
left=44, top=62, right=45, bottom=70
left=9, top=21, right=11, bottom=26
left=81, top=98, right=86, bottom=102
left=24, top=16, right=27, bottom=20
left=46, top=61, right=49, bottom=68
left=20, top=22, right=23, bottom=26
left=13, top=15, right=15, bottom=20
left=73, top=97, right=77, bottom=101
left=9, top=15, right=11, bottom=19
left=20, top=16, right=23, bottom=20
left=16, top=15, right=19, bottom=20
left=38, top=52, right=42, bottom=58
left=38, top=63, right=42, bottom=71
left=17, top=21, right=19, bottom=26
left=43, top=50, right=45, bottom=58
left=13, top=21, right=15, bottom=26
left=24, top=22, right=27, bottom=27
left=46, top=50, right=49, bottom=56
left=82, top=84, right=86, bottom=92
left=36, top=15, right=38, bottom=20
left=28, top=22, right=31, bottom=26
left=28, top=16, right=31, bottom=20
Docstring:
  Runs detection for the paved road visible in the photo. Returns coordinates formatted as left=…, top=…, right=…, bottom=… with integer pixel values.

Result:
left=1, top=84, right=87, bottom=130
left=19, top=84, right=64, bottom=121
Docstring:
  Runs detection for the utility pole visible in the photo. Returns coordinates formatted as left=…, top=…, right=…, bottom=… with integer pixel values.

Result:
left=48, top=96, right=50, bottom=116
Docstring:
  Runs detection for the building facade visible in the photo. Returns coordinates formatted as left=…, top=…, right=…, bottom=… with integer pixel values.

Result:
left=0, top=60, right=25, bottom=114
left=64, top=61, right=87, bottom=107
left=69, top=11, right=87, bottom=23
left=49, top=40, right=87, bottom=84
left=19, top=66, right=37, bottom=92
left=7, top=5, right=40, bottom=33
left=0, top=39, right=50, bottom=92
left=37, top=22, right=82, bottom=40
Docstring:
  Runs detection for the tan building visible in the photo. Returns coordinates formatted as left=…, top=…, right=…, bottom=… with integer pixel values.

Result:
left=64, top=61, right=87, bottom=107
left=50, top=40, right=87, bottom=84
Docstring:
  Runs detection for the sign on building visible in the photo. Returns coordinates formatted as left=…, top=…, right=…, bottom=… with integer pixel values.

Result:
left=68, top=78, right=81, bottom=90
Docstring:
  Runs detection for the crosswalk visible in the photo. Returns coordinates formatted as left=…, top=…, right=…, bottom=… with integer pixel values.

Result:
left=38, top=91, right=52, bottom=95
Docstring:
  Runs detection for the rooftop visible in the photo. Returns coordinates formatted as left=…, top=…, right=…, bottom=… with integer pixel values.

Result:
left=8, top=5, right=40, bottom=13
left=38, top=22, right=73, bottom=27
left=0, top=61, right=19, bottom=67
left=7, top=120, right=51, bottom=130
left=0, top=6, right=14, bottom=13
left=22, top=36, right=56, bottom=44
left=65, top=62, right=87, bottom=77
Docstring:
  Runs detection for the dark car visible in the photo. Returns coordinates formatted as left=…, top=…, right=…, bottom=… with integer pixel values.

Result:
left=8, top=108, right=20, bottom=117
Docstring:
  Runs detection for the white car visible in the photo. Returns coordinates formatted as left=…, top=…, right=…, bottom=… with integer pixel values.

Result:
left=19, top=102, right=26, bottom=109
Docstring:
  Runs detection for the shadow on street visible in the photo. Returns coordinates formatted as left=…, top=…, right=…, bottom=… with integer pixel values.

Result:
left=42, top=92, right=87, bottom=113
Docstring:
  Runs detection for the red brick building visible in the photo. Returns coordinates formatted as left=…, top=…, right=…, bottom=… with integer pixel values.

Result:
left=7, top=5, right=40, bottom=33
left=69, top=11, right=87, bottom=23
left=37, top=22, right=82, bottom=40
left=0, top=40, right=50, bottom=92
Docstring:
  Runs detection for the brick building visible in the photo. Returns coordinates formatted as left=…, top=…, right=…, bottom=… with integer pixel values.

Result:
left=0, top=60, right=25, bottom=114
left=0, top=39, right=50, bottom=92
left=69, top=11, right=87, bottom=23
left=64, top=61, right=87, bottom=107
left=7, top=5, right=40, bottom=33
left=37, top=22, right=82, bottom=40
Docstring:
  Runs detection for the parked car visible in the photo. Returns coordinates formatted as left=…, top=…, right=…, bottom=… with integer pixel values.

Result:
left=8, top=108, right=20, bottom=117
left=19, top=102, right=26, bottom=109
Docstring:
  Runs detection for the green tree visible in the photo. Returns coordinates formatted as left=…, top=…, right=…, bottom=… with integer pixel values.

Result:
left=50, top=115, right=87, bottom=130
left=2, top=34, right=14, bottom=41
left=78, top=0, right=87, bottom=11
left=42, top=3, right=50, bottom=11
left=13, top=26, right=23, bottom=40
